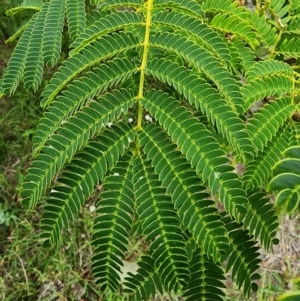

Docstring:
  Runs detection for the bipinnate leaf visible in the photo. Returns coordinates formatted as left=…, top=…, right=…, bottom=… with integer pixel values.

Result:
left=2, top=0, right=299, bottom=299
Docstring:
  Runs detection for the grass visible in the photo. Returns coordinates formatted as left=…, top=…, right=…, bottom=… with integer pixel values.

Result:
left=0, top=207, right=102, bottom=300
left=0, top=1, right=300, bottom=300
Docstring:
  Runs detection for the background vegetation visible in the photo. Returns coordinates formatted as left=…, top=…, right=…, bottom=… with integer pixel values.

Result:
left=0, top=0, right=300, bottom=300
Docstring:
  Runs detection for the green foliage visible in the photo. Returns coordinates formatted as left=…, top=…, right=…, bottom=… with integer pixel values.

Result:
left=1, top=0, right=300, bottom=300
left=269, top=146, right=300, bottom=213
left=0, top=204, right=17, bottom=226
left=5, top=0, right=43, bottom=17
left=278, top=291, right=300, bottom=301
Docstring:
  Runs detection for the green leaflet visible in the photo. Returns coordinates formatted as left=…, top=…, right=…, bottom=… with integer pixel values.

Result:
left=183, top=248, right=226, bottom=301
left=243, top=10, right=277, bottom=46
left=245, top=60, right=293, bottom=81
left=123, top=255, right=162, bottom=300
left=132, top=154, right=190, bottom=291
left=276, top=38, right=300, bottom=58
left=40, top=123, right=135, bottom=247
left=228, top=38, right=256, bottom=70
left=141, top=92, right=249, bottom=222
left=43, top=0, right=65, bottom=67
left=92, top=154, right=135, bottom=291
left=242, top=76, right=294, bottom=111
left=33, top=59, right=138, bottom=154
left=243, top=124, right=291, bottom=191
left=269, top=146, right=300, bottom=213
left=2, top=13, right=37, bottom=95
left=146, top=60, right=254, bottom=161
left=66, top=0, right=86, bottom=40
left=268, top=0, right=290, bottom=24
left=151, top=10, right=230, bottom=66
left=98, top=0, right=144, bottom=11
left=243, top=192, right=278, bottom=251
left=202, top=0, right=277, bottom=47
left=222, top=214, right=260, bottom=298
left=41, top=32, right=139, bottom=107
left=70, top=10, right=143, bottom=55
left=153, top=0, right=204, bottom=19
left=21, top=90, right=135, bottom=210
left=3, top=0, right=82, bottom=93
left=5, top=0, right=43, bottom=16
left=275, top=189, right=299, bottom=213
left=246, top=97, right=294, bottom=153
left=138, top=125, right=229, bottom=262
left=150, top=31, right=245, bottom=116
left=23, top=2, right=49, bottom=92
left=211, top=13, right=258, bottom=49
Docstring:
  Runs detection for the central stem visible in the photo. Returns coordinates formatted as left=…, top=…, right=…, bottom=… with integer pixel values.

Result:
left=256, top=0, right=260, bottom=13
left=136, top=0, right=153, bottom=130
